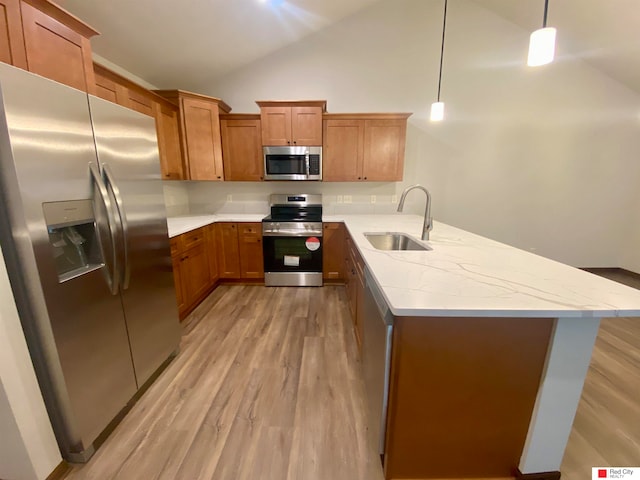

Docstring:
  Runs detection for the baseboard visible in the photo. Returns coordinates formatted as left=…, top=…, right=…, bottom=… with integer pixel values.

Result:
left=46, top=461, right=71, bottom=480
left=515, top=468, right=561, bottom=480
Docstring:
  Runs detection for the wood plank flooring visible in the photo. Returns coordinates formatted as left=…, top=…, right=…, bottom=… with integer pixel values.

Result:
left=64, top=286, right=384, bottom=480
left=62, top=278, right=640, bottom=480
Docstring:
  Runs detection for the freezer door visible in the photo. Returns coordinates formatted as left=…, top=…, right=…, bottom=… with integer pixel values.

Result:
left=0, top=63, right=138, bottom=459
left=88, top=96, right=180, bottom=386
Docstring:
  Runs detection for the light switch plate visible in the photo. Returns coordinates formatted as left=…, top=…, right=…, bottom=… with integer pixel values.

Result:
left=337, top=195, right=343, bottom=204
left=391, top=195, right=398, bottom=203
left=344, top=195, right=352, bottom=204
left=370, top=195, right=376, bottom=204
left=227, top=194, right=232, bottom=202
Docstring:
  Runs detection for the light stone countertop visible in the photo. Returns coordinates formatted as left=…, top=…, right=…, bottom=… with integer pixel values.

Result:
left=167, top=213, right=640, bottom=318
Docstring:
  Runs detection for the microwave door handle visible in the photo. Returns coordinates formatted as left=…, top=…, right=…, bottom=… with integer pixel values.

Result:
left=305, top=153, right=310, bottom=179
left=89, top=162, right=119, bottom=295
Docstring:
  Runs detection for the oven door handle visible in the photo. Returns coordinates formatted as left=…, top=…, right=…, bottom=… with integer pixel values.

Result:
left=263, top=231, right=323, bottom=237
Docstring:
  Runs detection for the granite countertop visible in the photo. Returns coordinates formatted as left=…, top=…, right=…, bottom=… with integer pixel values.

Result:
left=167, top=213, right=640, bottom=319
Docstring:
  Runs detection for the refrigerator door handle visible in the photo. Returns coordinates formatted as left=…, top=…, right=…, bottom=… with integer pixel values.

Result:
left=89, top=162, right=119, bottom=295
left=102, top=163, right=130, bottom=291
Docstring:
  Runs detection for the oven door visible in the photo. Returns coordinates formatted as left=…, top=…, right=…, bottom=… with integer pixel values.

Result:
left=262, top=234, right=323, bottom=286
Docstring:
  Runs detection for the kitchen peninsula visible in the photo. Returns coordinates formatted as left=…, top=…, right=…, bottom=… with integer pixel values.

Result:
left=167, top=213, right=640, bottom=480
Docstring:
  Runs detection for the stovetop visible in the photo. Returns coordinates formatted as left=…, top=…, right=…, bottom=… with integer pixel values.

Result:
left=264, top=193, right=322, bottom=223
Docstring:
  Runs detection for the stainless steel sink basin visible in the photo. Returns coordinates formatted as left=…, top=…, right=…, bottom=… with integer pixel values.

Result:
left=364, top=232, right=431, bottom=251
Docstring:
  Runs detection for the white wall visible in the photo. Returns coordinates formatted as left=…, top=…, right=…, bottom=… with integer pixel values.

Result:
left=0, top=246, right=61, bottom=480
left=191, top=0, right=640, bottom=270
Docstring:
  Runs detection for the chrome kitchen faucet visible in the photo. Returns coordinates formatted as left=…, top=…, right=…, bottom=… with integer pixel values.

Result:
left=397, top=184, right=433, bottom=241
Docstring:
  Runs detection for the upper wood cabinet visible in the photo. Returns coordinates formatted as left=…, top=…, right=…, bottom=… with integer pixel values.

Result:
left=93, top=63, right=185, bottom=180
left=220, top=114, right=263, bottom=181
left=19, top=0, right=98, bottom=93
left=0, top=0, right=27, bottom=69
left=256, top=100, right=325, bottom=146
left=156, top=90, right=231, bottom=181
left=323, top=113, right=411, bottom=182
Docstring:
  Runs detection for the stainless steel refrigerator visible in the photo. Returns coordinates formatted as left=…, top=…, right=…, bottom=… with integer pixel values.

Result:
left=0, top=63, right=181, bottom=462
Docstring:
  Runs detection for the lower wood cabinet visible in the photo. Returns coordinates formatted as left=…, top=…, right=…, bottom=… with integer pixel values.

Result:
left=216, top=222, right=264, bottom=279
left=345, top=232, right=365, bottom=350
left=171, top=227, right=212, bottom=320
left=322, top=222, right=345, bottom=281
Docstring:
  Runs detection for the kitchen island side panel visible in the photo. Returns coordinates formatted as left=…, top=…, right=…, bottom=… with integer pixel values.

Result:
left=383, top=316, right=554, bottom=479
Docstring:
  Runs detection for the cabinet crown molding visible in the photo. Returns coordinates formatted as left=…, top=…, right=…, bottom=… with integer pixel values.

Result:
left=256, top=100, right=327, bottom=111
left=23, top=0, right=99, bottom=37
left=154, top=89, right=232, bottom=113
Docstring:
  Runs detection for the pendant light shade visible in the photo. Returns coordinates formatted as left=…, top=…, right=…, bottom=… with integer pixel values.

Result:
left=430, top=102, right=445, bottom=122
left=527, top=0, right=555, bottom=67
left=431, top=0, right=447, bottom=122
left=527, top=27, right=556, bottom=66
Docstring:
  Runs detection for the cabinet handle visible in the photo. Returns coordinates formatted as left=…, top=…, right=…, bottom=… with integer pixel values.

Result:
left=217, top=176, right=221, bottom=179
left=364, top=177, right=367, bottom=180
left=293, top=141, right=297, bottom=145
left=357, top=177, right=361, bottom=180
left=287, top=140, right=291, bottom=145
left=260, top=176, right=263, bottom=180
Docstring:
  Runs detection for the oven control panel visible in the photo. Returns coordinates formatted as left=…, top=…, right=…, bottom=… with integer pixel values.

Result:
left=262, top=221, right=323, bottom=237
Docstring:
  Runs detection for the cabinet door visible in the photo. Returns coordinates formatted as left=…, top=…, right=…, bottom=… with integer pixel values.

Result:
left=260, top=106, right=291, bottom=146
left=221, top=119, right=263, bottom=181
left=155, top=102, right=184, bottom=180
left=323, top=222, right=345, bottom=280
left=171, top=254, right=186, bottom=317
left=322, top=119, right=364, bottom=181
left=126, top=89, right=154, bottom=117
left=362, top=119, right=407, bottom=181
left=216, top=223, right=240, bottom=278
left=181, top=97, right=224, bottom=180
left=94, top=68, right=127, bottom=103
left=291, top=106, right=323, bottom=146
left=21, top=2, right=95, bottom=93
left=182, top=243, right=210, bottom=306
left=0, top=0, right=27, bottom=68
left=238, top=223, right=264, bottom=279
left=205, top=224, right=219, bottom=286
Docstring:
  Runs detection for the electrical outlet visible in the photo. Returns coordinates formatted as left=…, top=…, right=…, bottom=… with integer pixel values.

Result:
left=337, top=195, right=343, bottom=204
left=391, top=195, right=398, bottom=203
left=344, top=195, right=352, bottom=204
left=370, top=195, right=376, bottom=204
left=227, top=194, right=232, bottom=202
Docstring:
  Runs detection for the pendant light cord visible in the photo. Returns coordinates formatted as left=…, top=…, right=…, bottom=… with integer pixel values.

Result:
left=542, top=0, right=549, bottom=27
left=436, top=0, right=448, bottom=102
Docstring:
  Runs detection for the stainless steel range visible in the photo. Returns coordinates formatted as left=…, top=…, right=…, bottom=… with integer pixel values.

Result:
left=262, top=194, right=323, bottom=287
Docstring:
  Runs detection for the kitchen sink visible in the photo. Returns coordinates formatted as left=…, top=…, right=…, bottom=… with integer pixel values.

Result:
left=364, top=232, right=431, bottom=251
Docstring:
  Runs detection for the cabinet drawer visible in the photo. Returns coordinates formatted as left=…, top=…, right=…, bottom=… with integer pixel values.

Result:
left=239, top=223, right=261, bottom=235
left=182, top=228, right=205, bottom=250
left=170, top=237, right=181, bottom=256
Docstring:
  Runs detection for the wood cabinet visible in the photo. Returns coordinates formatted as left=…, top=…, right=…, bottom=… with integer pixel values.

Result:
left=0, top=0, right=27, bottom=69
left=323, top=222, right=345, bottom=281
left=19, top=0, right=97, bottom=93
left=216, top=222, right=264, bottom=280
left=205, top=224, right=219, bottom=287
left=155, top=90, right=231, bottom=181
left=93, top=63, right=185, bottom=180
left=323, top=114, right=411, bottom=182
left=345, top=232, right=365, bottom=349
left=220, top=114, right=263, bottom=181
left=238, top=223, right=264, bottom=279
left=170, top=228, right=212, bottom=320
left=256, top=100, right=325, bottom=146
left=216, top=222, right=240, bottom=279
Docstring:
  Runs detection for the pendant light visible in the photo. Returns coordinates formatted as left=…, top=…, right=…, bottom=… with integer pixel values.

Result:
left=527, top=0, right=556, bottom=66
left=430, top=0, right=448, bottom=122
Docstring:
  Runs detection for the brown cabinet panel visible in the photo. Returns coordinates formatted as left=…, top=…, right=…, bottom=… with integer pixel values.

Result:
left=0, top=0, right=27, bottom=68
left=257, top=101, right=326, bottom=146
left=259, top=106, right=291, bottom=146
left=155, top=102, right=184, bottom=180
left=182, top=243, right=209, bottom=306
left=181, top=96, right=225, bottom=181
left=216, top=222, right=240, bottom=278
left=21, top=2, right=95, bottom=93
left=291, top=106, right=323, bottom=145
left=205, top=224, right=219, bottom=286
left=171, top=254, right=186, bottom=316
left=322, top=120, right=364, bottom=181
left=238, top=222, right=263, bottom=279
left=322, top=222, right=345, bottom=280
left=323, top=114, right=410, bottom=182
left=221, top=116, right=263, bottom=181
left=94, top=70, right=125, bottom=103
left=363, top=119, right=406, bottom=181
left=126, top=89, right=154, bottom=117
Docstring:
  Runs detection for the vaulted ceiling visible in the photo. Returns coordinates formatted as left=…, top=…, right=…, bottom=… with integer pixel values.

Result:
left=57, top=0, right=640, bottom=94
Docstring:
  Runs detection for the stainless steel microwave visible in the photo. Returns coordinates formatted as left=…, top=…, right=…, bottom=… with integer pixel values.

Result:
left=263, top=146, right=322, bottom=181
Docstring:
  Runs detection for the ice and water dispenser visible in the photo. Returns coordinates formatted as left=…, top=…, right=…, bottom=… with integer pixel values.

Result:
left=43, top=200, right=105, bottom=282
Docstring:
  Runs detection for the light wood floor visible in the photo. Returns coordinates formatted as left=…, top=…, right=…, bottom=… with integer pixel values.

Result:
left=65, top=285, right=384, bottom=480
left=63, top=281, right=640, bottom=480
